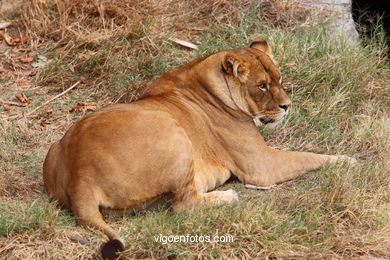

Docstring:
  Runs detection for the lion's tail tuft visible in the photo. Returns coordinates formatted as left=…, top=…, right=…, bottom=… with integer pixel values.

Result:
left=101, top=239, right=125, bottom=260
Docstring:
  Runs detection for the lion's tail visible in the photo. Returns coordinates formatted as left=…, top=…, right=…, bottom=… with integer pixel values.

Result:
left=44, top=142, right=125, bottom=259
left=44, top=143, right=125, bottom=259
left=68, top=178, right=125, bottom=259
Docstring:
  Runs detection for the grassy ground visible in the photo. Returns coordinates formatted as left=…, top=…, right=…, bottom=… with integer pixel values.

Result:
left=1, top=0, right=389, bottom=259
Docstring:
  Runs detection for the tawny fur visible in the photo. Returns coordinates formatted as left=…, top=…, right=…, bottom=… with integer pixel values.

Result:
left=43, top=37, right=355, bottom=247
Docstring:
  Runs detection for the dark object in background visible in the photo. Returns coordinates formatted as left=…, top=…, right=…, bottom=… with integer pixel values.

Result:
left=352, top=0, right=390, bottom=52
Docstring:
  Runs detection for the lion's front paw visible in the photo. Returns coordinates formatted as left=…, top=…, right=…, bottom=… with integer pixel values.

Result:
left=220, top=189, right=239, bottom=204
left=331, top=155, right=357, bottom=166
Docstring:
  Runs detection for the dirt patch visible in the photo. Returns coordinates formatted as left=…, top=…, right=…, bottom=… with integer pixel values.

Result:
left=0, top=0, right=23, bottom=18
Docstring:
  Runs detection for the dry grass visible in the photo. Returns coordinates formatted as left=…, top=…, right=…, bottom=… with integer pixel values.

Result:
left=0, top=0, right=389, bottom=259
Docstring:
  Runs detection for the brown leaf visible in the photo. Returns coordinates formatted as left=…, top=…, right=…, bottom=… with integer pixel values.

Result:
left=16, top=93, right=30, bottom=104
left=85, top=105, right=96, bottom=111
left=2, top=101, right=21, bottom=106
left=12, top=37, right=21, bottom=44
left=2, top=104, right=13, bottom=111
left=80, top=102, right=96, bottom=107
left=18, top=57, right=33, bottom=63
left=40, top=119, right=48, bottom=127
left=343, top=122, right=349, bottom=133
left=17, top=48, right=31, bottom=53
left=69, top=102, right=97, bottom=113
left=28, top=71, right=37, bottom=76
left=40, top=117, right=61, bottom=127
left=21, top=37, right=29, bottom=44
left=0, top=112, right=18, bottom=119
left=0, top=99, right=28, bottom=108
left=0, top=66, right=10, bottom=73
left=0, top=31, right=17, bottom=46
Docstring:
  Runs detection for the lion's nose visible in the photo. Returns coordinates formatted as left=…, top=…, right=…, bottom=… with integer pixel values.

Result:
left=279, top=104, right=290, bottom=111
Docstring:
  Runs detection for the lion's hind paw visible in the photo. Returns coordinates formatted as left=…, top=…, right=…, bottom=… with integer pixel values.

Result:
left=334, top=155, right=358, bottom=166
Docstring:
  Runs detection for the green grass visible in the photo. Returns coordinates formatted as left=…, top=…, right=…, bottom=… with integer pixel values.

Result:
left=0, top=201, right=66, bottom=236
left=0, top=0, right=389, bottom=259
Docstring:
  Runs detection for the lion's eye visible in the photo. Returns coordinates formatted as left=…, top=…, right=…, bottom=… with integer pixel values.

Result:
left=259, top=83, right=268, bottom=91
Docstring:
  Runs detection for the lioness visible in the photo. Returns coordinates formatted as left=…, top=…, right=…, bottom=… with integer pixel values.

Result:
left=43, top=37, right=355, bottom=259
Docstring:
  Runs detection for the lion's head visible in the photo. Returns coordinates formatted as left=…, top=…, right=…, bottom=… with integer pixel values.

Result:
left=221, top=37, right=291, bottom=128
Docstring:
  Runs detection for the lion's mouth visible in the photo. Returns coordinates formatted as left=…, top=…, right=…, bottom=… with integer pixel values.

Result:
left=260, top=118, right=274, bottom=124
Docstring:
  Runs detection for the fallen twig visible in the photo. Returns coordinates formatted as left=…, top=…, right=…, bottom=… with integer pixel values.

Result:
left=25, top=81, right=80, bottom=117
left=169, top=38, right=198, bottom=50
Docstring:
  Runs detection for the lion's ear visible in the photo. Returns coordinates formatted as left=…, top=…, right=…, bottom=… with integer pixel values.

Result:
left=250, top=36, right=276, bottom=64
left=250, top=36, right=272, bottom=54
left=222, top=53, right=249, bottom=82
